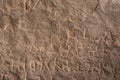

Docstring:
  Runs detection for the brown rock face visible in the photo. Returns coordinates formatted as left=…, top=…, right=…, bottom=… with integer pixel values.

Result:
left=0, top=0, right=120, bottom=80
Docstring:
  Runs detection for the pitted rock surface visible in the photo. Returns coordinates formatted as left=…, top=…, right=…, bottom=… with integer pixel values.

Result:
left=0, top=0, right=120, bottom=80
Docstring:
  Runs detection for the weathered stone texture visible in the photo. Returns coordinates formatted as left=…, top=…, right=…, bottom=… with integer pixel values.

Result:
left=0, top=0, right=120, bottom=80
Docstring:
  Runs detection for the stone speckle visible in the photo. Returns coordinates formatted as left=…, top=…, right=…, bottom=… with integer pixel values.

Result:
left=0, top=0, right=120, bottom=80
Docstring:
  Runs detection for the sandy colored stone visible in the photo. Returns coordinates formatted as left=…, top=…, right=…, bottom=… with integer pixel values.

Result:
left=0, top=0, right=120, bottom=80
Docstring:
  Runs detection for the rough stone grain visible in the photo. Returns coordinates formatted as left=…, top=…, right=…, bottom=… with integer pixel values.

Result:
left=0, top=0, right=120, bottom=80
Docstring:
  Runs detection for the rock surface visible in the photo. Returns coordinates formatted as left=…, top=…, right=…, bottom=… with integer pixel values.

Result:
left=0, top=0, right=120, bottom=80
